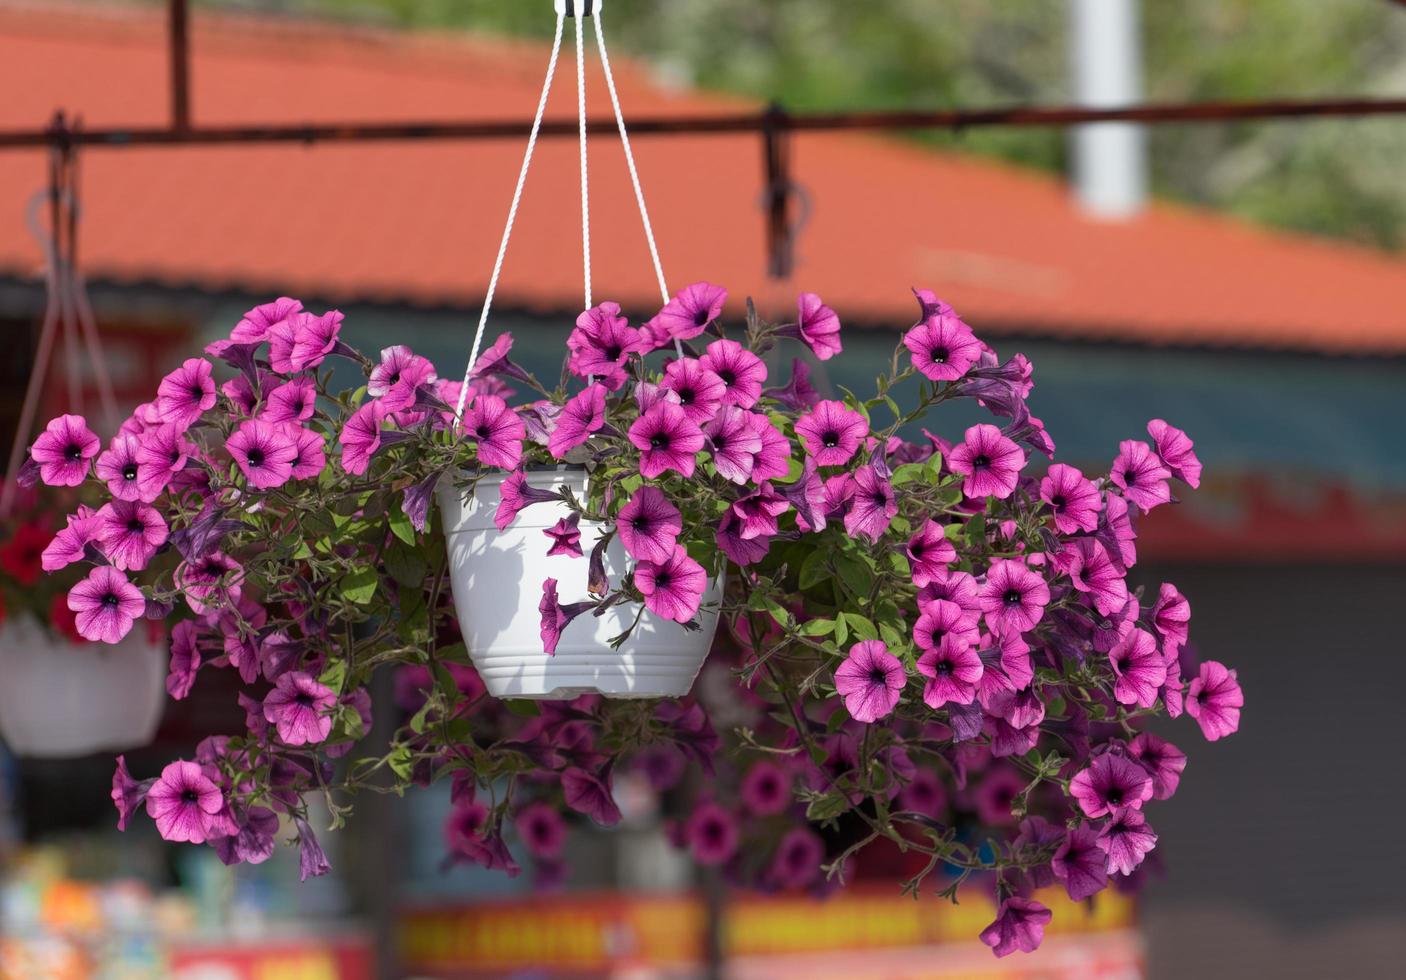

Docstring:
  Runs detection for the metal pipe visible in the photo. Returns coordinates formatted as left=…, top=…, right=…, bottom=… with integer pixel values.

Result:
left=170, top=0, right=191, bottom=131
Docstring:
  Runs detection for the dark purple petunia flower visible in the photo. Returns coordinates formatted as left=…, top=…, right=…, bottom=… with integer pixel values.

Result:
left=1096, top=492, right=1139, bottom=573
left=699, top=339, right=768, bottom=409
left=704, top=405, right=762, bottom=484
left=834, top=640, right=905, bottom=723
left=897, top=767, right=946, bottom=818
left=1039, top=463, right=1102, bottom=534
left=515, top=802, right=567, bottom=860
left=686, top=800, right=739, bottom=865
left=979, top=897, right=1052, bottom=958
left=795, top=399, right=867, bottom=467
left=543, top=513, right=583, bottom=558
left=1069, top=752, right=1153, bottom=819
left=770, top=827, right=825, bottom=889
left=567, top=303, right=646, bottom=390
left=145, top=760, right=224, bottom=843
left=30, top=413, right=100, bottom=487
left=661, top=357, right=725, bottom=425
left=1109, top=628, right=1167, bottom=708
left=616, top=486, right=682, bottom=563
left=1052, top=823, right=1108, bottom=901
left=741, top=761, right=791, bottom=816
left=1111, top=439, right=1172, bottom=513
left=978, top=560, right=1050, bottom=637
left=166, top=620, right=202, bottom=700
left=1098, top=806, right=1158, bottom=876
left=645, top=281, right=728, bottom=343
left=1013, top=816, right=1064, bottom=889
left=262, top=671, right=336, bottom=746
left=906, top=519, right=956, bottom=587
left=295, top=816, right=333, bottom=881
left=213, top=806, right=280, bottom=867
left=904, top=313, right=981, bottom=381
left=628, top=401, right=705, bottom=479
left=461, top=394, right=525, bottom=470
left=844, top=467, right=896, bottom=542
left=111, top=756, right=156, bottom=831
left=762, top=357, right=821, bottom=411
left=561, top=767, right=622, bottom=827
left=635, top=545, right=708, bottom=624
left=1129, top=732, right=1187, bottom=800
left=948, top=423, right=1026, bottom=500
left=1148, top=418, right=1202, bottom=488
left=779, top=462, right=828, bottom=532
left=1186, top=660, right=1243, bottom=741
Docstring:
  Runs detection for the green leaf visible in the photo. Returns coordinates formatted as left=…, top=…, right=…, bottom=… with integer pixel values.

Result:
left=387, top=745, right=414, bottom=780
left=388, top=508, right=416, bottom=545
left=879, top=623, right=906, bottom=648
left=384, top=541, right=428, bottom=588
left=844, top=613, right=879, bottom=641
left=318, top=660, right=347, bottom=696
left=798, top=549, right=830, bottom=590
left=340, top=567, right=379, bottom=604
left=833, top=613, right=849, bottom=647
left=408, top=700, right=433, bottom=735
left=799, top=618, right=836, bottom=637
left=805, top=792, right=851, bottom=822
left=505, top=699, right=540, bottom=717
left=833, top=555, right=871, bottom=599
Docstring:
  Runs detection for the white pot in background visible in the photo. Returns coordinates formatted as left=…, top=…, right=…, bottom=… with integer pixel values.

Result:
left=438, top=468, right=724, bottom=700
left=0, top=615, right=167, bottom=758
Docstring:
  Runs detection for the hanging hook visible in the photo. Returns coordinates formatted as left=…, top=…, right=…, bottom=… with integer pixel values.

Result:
left=559, top=0, right=598, bottom=16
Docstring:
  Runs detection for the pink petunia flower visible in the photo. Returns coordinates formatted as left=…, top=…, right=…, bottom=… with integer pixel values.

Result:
left=790, top=292, right=843, bottom=361
left=261, top=377, right=318, bottom=424
left=284, top=425, right=327, bottom=480
left=1069, top=753, right=1153, bottom=819
left=1111, top=439, right=1172, bottom=513
left=948, top=423, right=1026, bottom=500
left=538, top=578, right=596, bottom=655
left=95, top=500, right=169, bottom=571
left=230, top=296, right=302, bottom=344
left=515, top=803, right=567, bottom=860
left=566, top=303, right=646, bottom=390
left=1129, top=732, right=1187, bottom=800
left=42, top=506, right=100, bottom=572
left=543, top=513, right=583, bottom=558
left=834, top=640, right=905, bottom=723
left=661, top=357, right=725, bottom=425
left=1052, top=823, right=1109, bottom=902
left=699, top=339, right=767, bottom=409
left=134, top=423, right=198, bottom=499
left=616, top=486, right=682, bottom=564
left=267, top=310, right=344, bottom=374
left=795, top=399, right=868, bottom=467
left=1097, top=807, right=1158, bottom=876
left=1109, top=628, right=1167, bottom=708
left=174, top=552, right=242, bottom=615
left=741, top=761, right=792, bottom=816
left=67, top=565, right=146, bottom=643
left=904, top=313, right=981, bottom=381
left=716, top=509, right=771, bottom=566
left=1057, top=538, right=1129, bottom=617
left=262, top=671, right=337, bottom=746
left=166, top=620, right=202, bottom=700
left=1186, top=660, right=1243, bottom=741
left=685, top=801, right=739, bottom=865
left=747, top=413, right=792, bottom=482
left=30, top=414, right=100, bottom=486
left=915, top=598, right=980, bottom=652
left=918, top=567, right=982, bottom=615
left=494, top=471, right=561, bottom=532
left=646, top=282, right=728, bottom=343
left=96, top=435, right=161, bottom=502
left=844, top=467, right=896, bottom=542
left=1148, top=418, right=1202, bottom=488
left=628, top=401, right=705, bottom=479
left=227, top=420, right=299, bottom=489
left=980, top=897, right=1052, bottom=958
left=635, top=545, right=708, bottom=623
left=338, top=401, right=389, bottom=476
left=221, top=374, right=261, bottom=416
left=704, top=405, right=762, bottom=484
left=145, top=760, right=225, bottom=843
left=548, top=384, right=608, bottom=459
left=1151, top=582, right=1191, bottom=652
left=917, top=639, right=983, bottom=708
left=1039, top=463, right=1101, bottom=534
left=906, top=519, right=956, bottom=586
left=156, top=358, right=217, bottom=431
left=978, top=560, right=1050, bottom=636
left=368, top=345, right=438, bottom=412
left=462, top=395, right=525, bottom=470
left=729, top=483, right=789, bottom=540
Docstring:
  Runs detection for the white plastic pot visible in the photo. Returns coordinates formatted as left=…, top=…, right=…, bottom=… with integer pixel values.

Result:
left=0, top=615, right=167, bottom=758
left=438, top=468, right=724, bottom=700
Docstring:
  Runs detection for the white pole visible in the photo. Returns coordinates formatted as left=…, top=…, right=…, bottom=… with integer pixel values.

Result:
left=1070, top=0, right=1147, bottom=219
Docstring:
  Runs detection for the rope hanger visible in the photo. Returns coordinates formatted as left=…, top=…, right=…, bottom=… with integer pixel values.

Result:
left=453, top=0, right=675, bottom=420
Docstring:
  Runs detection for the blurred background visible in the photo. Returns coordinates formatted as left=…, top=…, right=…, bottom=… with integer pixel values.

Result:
left=1, top=0, right=1404, bottom=977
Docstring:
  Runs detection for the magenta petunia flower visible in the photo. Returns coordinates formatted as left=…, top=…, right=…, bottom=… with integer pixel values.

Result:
left=834, top=640, right=905, bottom=723
left=566, top=302, right=646, bottom=390
left=729, top=483, right=789, bottom=540
left=1097, top=806, right=1158, bottom=876
left=262, top=671, right=337, bottom=746
left=227, top=420, right=299, bottom=489
left=145, top=760, right=224, bottom=843
left=1096, top=491, right=1139, bottom=572
left=979, top=897, right=1052, bottom=958
left=906, top=519, right=956, bottom=586
left=647, top=281, right=728, bottom=343
left=795, top=399, right=868, bottom=467
left=1057, top=538, right=1129, bottom=617
left=1151, top=582, right=1191, bottom=652
left=111, top=756, right=155, bottom=831
left=549, top=384, right=607, bottom=459
left=1039, top=463, right=1101, bottom=534
left=230, top=296, right=302, bottom=344
left=543, top=513, right=583, bottom=558
left=617, top=486, right=683, bottom=563
left=155, top=358, right=217, bottom=431
left=747, top=413, right=792, bottom=482
left=948, top=423, right=1026, bottom=500
left=686, top=800, right=739, bottom=865
left=1148, top=418, right=1201, bottom=488
left=770, top=827, right=824, bottom=889
left=763, top=357, right=821, bottom=411
left=261, top=377, right=317, bottom=424
left=1069, top=753, right=1153, bottom=819
left=1052, top=824, right=1108, bottom=902
left=166, top=620, right=201, bottom=700
left=1111, top=439, right=1172, bottom=513
left=134, top=423, right=197, bottom=499
left=979, top=559, right=1049, bottom=636
left=628, top=401, right=705, bottom=479
left=716, top=509, right=772, bottom=566
left=1129, top=732, right=1187, bottom=800
left=918, top=567, right=982, bottom=614
left=67, top=565, right=145, bottom=643
left=96, top=435, right=160, bottom=503
left=268, top=310, right=344, bottom=374
left=904, top=313, right=981, bottom=382
left=495, top=470, right=560, bottom=532
left=916, top=639, right=983, bottom=708
left=661, top=357, right=725, bottom=425
left=699, top=339, right=767, bottom=409
left=338, top=401, right=389, bottom=476
left=1186, top=660, right=1243, bottom=741
left=915, top=598, right=980, bottom=653
left=515, top=802, right=566, bottom=860
left=42, top=506, right=99, bottom=572
left=1109, top=628, right=1167, bottom=708
left=790, top=292, right=843, bottom=361
left=538, top=578, right=596, bottom=655
left=741, top=761, right=791, bottom=816
left=844, top=467, right=897, bottom=542
left=29, top=414, right=100, bottom=486
left=462, top=395, right=525, bottom=470
left=221, top=374, right=260, bottom=416
left=561, top=767, right=623, bottom=827
left=368, top=345, right=438, bottom=412
left=174, top=551, right=242, bottom=615
left=704, top=405, right=762, bottom=484
left=897, top=768, right=947, bottom=818
left=95, top=500, right=168, bottom=571
left=635, top=545, right=708, bottom=623
left=284, top=425, right=327, bottom=480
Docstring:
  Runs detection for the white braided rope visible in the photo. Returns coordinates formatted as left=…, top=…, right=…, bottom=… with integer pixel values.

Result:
left=574, top=11, right=592, bottom=312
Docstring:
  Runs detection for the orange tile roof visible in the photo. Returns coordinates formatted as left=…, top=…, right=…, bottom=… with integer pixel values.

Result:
left=2, top=1, right=1406, bottom=354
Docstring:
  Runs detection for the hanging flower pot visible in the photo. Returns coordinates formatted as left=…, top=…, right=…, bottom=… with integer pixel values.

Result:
left=0, top=615, right=166, bottom=758
left=439, top=466, right=723, bottom=699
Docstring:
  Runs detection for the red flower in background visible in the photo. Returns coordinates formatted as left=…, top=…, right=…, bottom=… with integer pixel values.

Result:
left=0, top=522, right=55, bottom=586
left=49, top=592, right=88, bottom=644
